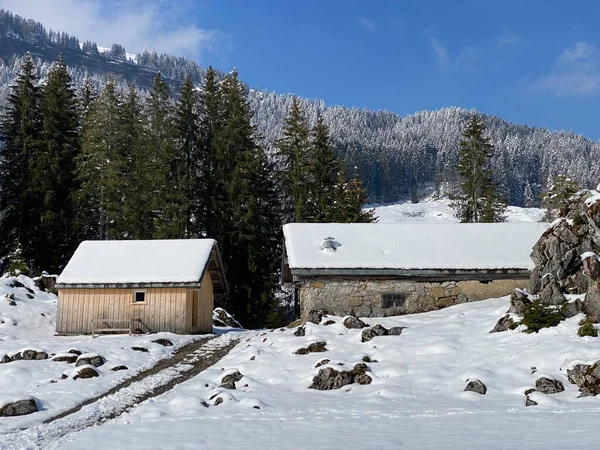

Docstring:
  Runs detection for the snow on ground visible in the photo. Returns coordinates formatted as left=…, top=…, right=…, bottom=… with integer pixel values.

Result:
left=371, top=199, right=545, bottom=224
left=53, top=298, right=600, bottom=449
left=0, top=275, right=202, bottom=431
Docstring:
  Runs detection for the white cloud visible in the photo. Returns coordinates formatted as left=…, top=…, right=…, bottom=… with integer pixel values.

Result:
left=498, top=29, right=518, bottom=49
left=422, top=27, right=476, bottom=68
left=356, top=16, right=376, bottom=33
left=532, top=41, right=600, bottom=96
left=0, top=0, right=224, bottom=60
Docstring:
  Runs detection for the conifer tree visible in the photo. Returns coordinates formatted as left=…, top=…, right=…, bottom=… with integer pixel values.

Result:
left=29, top=55, right=80, bottom=271
left=75, top=79, right=126, bottom=240
left=145, top=72, right=181, bottom=238
left=0, top=53, right=41, bottom=266
left=216, top=70, right=279, bottom=328
left=542, top=174, right=580, bottom=220
left=452, top=115, right=506, bottom=223
left=78, top=77, right=97, bottom=117
left=328, top=172, right=376, bottom=223
left=307, top=113, right=339, bottom=221
left=198, top=66, right=222, bottom=238
left=276, top=97, right=311, bottom=223
left=173, top=74, right=200, bottom=237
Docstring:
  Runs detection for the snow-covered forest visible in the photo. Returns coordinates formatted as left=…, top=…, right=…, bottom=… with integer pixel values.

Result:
left=0, top=9, right=599, bottom=206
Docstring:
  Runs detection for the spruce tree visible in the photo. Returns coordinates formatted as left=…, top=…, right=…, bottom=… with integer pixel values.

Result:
left=328, top=172, right=376, bottom=223
left=74, top=79, right=126, bottom=240
left=542, top=174, right=580, bottom=220
left=145, top=72, right=181, bottom=238
left=0, top=53, right=41, bottom=266
left=29, top=55, right=80, bottom=271
left=174, top=74, right=200, bottom=238
left=276, top=97, right=311, bottom=223
left=216, top=70, right=279, bottom=328
left=452, top=115, right=506, bottom=223
left=307, top=113, right=339, bottom=221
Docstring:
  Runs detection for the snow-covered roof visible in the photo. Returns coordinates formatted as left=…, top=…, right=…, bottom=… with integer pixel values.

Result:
left=283, top=223, right=548, bottom=271
left=57, top=239, right=224, bottom=288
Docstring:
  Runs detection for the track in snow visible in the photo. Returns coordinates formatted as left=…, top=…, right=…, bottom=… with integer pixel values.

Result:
left=1, top=332, right=242, bottom=450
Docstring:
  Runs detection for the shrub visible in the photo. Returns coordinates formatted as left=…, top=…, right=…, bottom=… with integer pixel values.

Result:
left=521, top=300, right=565, bottom=333
left=578, top=317, right=598, bottom=337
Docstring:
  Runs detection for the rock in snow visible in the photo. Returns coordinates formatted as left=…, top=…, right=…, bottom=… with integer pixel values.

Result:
left=343, top=316, right=368, bottom=329
left=567, top=362, right=600, bottom=397
left=0, top=396, right=38, bottom=417
left=220, top=371, right=243, bottom=390
left=309, top=363, right=372, bottom=390
left=535, top=377, right=565, bottom=394
left=490, top=314, right=517, bottom=333
left=464, top=379, right=487, bottom=395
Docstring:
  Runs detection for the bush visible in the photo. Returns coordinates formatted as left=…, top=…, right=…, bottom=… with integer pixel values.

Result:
left=578, top=317, right=598, bottom=337
left=521, top=300, right=565, bottom=333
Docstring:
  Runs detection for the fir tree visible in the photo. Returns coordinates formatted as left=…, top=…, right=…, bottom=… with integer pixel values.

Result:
left=542, top=174, right=580, bottom=220
left=216, top=70, right=279, bottom=328
left=29, top=55, right=80, bottom=271
left=307, top=113, right=339, bottom=222
left=0, top=53, right=41, bottom=266
left=173, top=74, right=200, bottom=238
left=74, top=78, right=126, bottom=240
left=276, top=97, right=311, bottom=223
left=452, top=115, right=506, bottom=223
left=328, top=172, right=376, bottom=223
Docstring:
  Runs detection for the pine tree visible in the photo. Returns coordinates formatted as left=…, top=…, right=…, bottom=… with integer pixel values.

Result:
left=74, top=78, right=126, bottom=240
left=216, top=70, right=279, bottom=328
left=542, top=174, right=580, bottom=220
left=328, top=172, right=376, bottom=223
left=78, top=78, right=97, bottom=117
left=523, top=183, right=535, bottom=208
left=452, top=115, right=506, bottom=223
left=0, top=53, right=41, bottom=266
left=276, top=97, right=311, bottom=223
left=198, top=66, right=222, bottom=238
left=173, top=74, right=200, bottom=238
left=145, top=72, right=180, bottom=238
left=29, top=55, right=80, bottom=271
left=307, top=113, right=339, bottom=222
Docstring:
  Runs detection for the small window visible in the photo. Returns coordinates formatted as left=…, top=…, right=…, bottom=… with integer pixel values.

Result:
left=134, top=291, right=146, bottom=303
left=382, top=293, right=405, bottom=309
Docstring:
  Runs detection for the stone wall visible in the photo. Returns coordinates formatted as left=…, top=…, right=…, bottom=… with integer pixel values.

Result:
left=299, top=278, right=528, bottom=319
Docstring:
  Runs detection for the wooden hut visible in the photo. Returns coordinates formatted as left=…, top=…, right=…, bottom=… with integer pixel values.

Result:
left=55, top=239, right=227, bottom=335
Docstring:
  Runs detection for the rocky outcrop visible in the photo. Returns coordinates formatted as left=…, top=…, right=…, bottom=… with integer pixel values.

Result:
left=361, top=324, right=406, bottom=342
left=306, top=309, right=329, bottom=325
left=490, top=314, right=517, bottom=333
left=535, top=377, right=565, bottom=394
left=343, top=316, right=368, bottom=329
left=76, top=354, right=105, bottom=367
left=582, top=253, right=600, bottom=321
left=1, top=349, right=48, bottom=363
left=309, top=363, right=372, bottom=390
left=0, top=398, right=38, bottom=417
left=508, top=289, right=532, bottom=314
left=567, top=362, right=600, bottom=396
left=464, top=379, right=487, bottom=395
left=213, top=308, right=243, bottom=328
left=295, top=342, right=328, bottom=355
left=530, top=189, right=600, bottom=295
left=538, top=274, right=567, bottom=306
left=220, top=371, right=243, bottom=389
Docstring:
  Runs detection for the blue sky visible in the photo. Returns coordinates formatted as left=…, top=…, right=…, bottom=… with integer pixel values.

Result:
left=3, top=0, right=600, bottom=138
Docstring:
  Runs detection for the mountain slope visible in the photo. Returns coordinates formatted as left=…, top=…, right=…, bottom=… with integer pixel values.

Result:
left=1, top=9, right=599, bottom=206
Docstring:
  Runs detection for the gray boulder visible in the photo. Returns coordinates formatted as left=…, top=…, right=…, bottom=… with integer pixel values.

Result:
left=388, top=326, right=406, bottom=335
left=73, top=367, right=99, bottom=380
left=538, top=275, right=567, bottom=306
left=52, top=354, right=78, bottom=364
left=508, top=289, right=532, bottom=314
left=535, top=377, right=565, bottom=394
left=76, top=354, right=105, bottom=367
left=306, top=309, right=329, bottom=325
left=343, top=316, right=368, bottom=329
left=220, top=370, right=243, bottom=389
left=293, top=326, right=306, bottom=337
left=464, top=379, right=487, bottom=395
left=490, top=314, right=517, bottom=333
left=295, top=342, right=328, bottom=355
left=309, top=363, right=372, bottom=390
left=0, top=398, right=38, bottom=417
left=567, top=362, right=600, bottom=396
left=562, top=299, right=584, bottom=318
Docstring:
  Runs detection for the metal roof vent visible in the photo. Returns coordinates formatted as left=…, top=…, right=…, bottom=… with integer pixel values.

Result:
left=321, top=236, right=337, bottom=254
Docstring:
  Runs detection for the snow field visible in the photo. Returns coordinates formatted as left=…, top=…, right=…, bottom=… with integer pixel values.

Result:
left=55, top=296, right=600, bottom=449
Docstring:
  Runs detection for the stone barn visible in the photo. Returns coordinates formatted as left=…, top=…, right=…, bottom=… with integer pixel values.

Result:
left=282, top=223, right=547, bottom=319
left=56, top=239, right=227, bottom=335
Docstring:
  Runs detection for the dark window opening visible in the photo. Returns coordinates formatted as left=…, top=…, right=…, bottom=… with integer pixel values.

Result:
left=382, top=293, right=405, bottom=308
left=134, top=291, right=146, bottom=303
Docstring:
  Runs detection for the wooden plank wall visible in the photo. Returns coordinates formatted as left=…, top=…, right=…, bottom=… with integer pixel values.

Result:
left=57, top=288, right=189, bottom=334
left=198, top=272, right=214, bottom=333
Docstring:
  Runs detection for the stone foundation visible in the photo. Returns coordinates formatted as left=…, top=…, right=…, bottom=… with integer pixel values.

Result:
left=299, top=278, right=527, bottom=319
